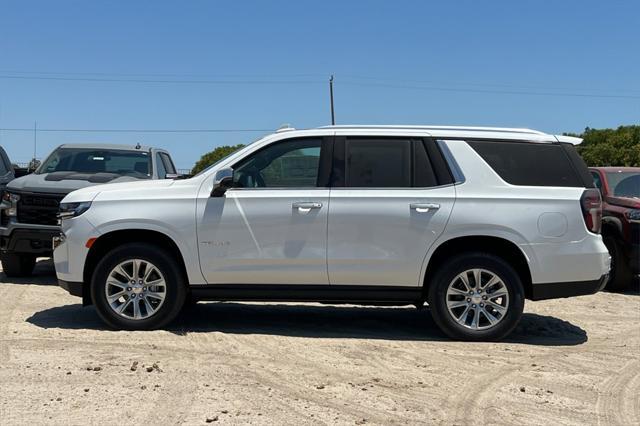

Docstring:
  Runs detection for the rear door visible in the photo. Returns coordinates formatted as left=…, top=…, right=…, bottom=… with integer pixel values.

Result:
left=327, top=137, right=456, bottom=287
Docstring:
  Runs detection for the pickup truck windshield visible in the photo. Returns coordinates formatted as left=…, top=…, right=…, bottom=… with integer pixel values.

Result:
left=36, top=148, right=151, bottom=178
left=606, top=171, right=640, bottom=198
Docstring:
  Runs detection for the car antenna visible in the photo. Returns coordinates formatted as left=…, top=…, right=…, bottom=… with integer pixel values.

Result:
left=135, top=142, right=141, bottom=150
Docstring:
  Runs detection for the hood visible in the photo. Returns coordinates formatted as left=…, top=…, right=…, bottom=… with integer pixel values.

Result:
left=64, top=178, right=176, bottom=203
left=6, top=172, right=146, bottom=195
left=606, top=196, right=640, bottom=209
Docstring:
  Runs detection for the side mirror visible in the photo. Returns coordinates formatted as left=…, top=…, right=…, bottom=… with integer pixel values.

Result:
left=164, top=173, right=179, bottom=180
left=28, top=159, right=41, bottom=171
left=210, top=168, right=234, bottom=197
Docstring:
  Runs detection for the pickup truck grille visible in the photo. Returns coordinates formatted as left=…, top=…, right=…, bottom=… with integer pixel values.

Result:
left=17, top=192, right=65, bottom=226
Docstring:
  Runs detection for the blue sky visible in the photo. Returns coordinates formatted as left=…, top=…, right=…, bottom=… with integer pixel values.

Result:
left=1, top=0, right=638, bottom=169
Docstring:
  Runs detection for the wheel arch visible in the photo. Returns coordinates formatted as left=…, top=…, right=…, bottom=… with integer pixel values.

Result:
left=422, top=235, right=534, bottom=299
left=601, top=215, right=623, bottom=237
left=83, top=229, right=190, bottom=305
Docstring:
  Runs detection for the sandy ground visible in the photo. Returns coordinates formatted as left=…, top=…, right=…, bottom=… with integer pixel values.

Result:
left=0, top=260, right=639, bottom=426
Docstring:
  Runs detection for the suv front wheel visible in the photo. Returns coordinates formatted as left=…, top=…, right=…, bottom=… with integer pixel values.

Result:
left=428, top=253, right=525, bottom=341
left=91, top=243, right=186, bottom=330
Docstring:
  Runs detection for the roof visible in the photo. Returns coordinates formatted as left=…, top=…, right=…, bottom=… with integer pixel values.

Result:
left=58, top=143, right=153, bottom=151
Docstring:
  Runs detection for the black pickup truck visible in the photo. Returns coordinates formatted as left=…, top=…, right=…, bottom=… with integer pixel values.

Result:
left=1, top=143, right=177, bottom=277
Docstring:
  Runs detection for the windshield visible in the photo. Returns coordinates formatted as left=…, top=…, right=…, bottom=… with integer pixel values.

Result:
left=606, top=171, right=640, bottom=198
left=36, top=148, right=151, bottom=179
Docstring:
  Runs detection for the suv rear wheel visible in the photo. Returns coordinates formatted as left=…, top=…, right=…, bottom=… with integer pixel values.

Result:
left=91, top=243, right=186, bottom=330
left=428, top=253, right=524, bottom=341
left=1, top=253, right=36, bottom=277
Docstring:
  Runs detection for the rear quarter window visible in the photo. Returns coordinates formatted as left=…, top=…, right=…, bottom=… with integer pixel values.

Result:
left=467, top=140, right=588, bottom=187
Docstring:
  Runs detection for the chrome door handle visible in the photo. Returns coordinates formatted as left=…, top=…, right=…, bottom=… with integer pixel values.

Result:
left=292, top=201, right=323, bottom=211
left=410, top=203, right=440, bottom=213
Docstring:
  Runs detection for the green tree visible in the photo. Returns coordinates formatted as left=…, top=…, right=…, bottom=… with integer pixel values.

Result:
left=567, top=125, right=640, bottom=167
left=191, top=144, right=245, bottom=175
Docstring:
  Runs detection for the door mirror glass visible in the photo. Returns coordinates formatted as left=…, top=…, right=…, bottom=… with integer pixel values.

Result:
left=211, top=168, right=234, bottom=197
left=28, top=159, right=41, bottom=172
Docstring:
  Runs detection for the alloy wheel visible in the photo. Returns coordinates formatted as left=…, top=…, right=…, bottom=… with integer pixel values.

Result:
left=445, top=268, right=510, bottom=330
left=105, top=259, right=167, bottom=320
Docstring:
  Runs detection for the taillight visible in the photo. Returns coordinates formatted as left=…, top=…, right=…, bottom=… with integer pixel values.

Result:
left=580, top=189, right=602, bottom=234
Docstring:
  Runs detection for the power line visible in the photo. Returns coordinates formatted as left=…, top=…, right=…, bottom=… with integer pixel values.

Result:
left=2, top=73, right=637, bottom=99
left=338, top=74, right=640, bottom=94
left=0, top=127, right=272, bottom=133
left=7, top=70, right=637, bottom=94
left=336, top=81, right=640, bottom=100
left=0, top=75, right=323, bottom=85
left=0, top=70, right=326, bottom=79
left=2, top=70, right=638, bottom=99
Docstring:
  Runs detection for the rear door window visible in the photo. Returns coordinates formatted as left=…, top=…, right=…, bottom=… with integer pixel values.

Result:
left=339, top=138, right=449, bottom=188
left=467, top=140, right=586, bottom=187
left=345, top=138, right=412, bottom=187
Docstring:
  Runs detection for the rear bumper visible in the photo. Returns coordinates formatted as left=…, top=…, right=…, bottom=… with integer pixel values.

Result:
left=530, top=274, right=608, bottom=301
left=524, top=235, right=611, bottom=284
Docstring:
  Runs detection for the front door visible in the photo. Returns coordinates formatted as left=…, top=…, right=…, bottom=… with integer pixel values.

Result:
left=197, top=137, right=331, bottom=285
left=328, top=137, right=455, bottom=287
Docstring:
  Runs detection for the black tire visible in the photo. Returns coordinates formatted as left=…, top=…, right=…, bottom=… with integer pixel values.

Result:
left=91, top=243, right=187, bottom=330
left=427, top=252, right=525, bottom=341
left=603, top=235, right=632, bottom=291
left=1, top=253, right=36, bottom=277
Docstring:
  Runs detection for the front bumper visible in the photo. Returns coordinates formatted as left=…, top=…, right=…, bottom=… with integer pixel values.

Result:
left=531, top=274, right=608, bottom=301
left=58, top=279, right=84, bottom=298
left=0, top=223, right=60, bottom=255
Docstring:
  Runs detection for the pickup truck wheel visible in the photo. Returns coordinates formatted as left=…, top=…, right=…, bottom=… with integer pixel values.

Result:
left=603, top=235, right=631, bottom=291
left=91, top=243, right=186, bottom=330
left=1, top=254, right=36, bottom=277
left=427, top=253, right=524, bottom=341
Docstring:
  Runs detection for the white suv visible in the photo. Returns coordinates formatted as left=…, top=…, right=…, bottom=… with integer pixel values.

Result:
left=54, top=125, right=610, bottom=340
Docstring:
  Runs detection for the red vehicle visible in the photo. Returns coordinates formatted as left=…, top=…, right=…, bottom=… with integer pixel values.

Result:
left=589, top=167, right=640, bottom=290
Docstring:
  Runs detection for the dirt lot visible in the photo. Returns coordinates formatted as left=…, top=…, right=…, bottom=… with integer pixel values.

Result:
left=0, top=260, right=638, bottom=425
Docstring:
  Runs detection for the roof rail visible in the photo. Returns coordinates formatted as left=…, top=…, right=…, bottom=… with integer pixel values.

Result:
left=319, top=124, right=546, bottom=135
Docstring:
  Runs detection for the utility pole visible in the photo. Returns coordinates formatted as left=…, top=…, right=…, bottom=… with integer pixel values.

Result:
left=329, top=75, right=335, bottom=125
left=33, top=121, right=37, bottom=160
left=31, top=121, right=38, bottom=171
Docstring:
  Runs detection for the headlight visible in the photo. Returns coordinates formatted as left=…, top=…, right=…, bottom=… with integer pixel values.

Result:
left=625, top=209, right=640, bottom=222
left=58, top=201, right=92, bottom=220
left=1, top=191, right=20, bottom=216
